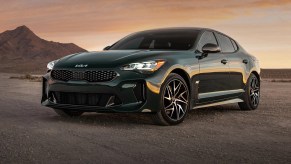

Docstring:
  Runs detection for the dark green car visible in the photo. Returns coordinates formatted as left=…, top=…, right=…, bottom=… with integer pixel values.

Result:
left=41, top=28, right=260, bottom=125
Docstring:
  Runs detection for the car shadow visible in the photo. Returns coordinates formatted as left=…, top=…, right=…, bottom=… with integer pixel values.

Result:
left=187, top=104, right=241, bottom=120
left=45, top=112, right=155, bottom=126
left=190, top=104, right=240, bottom=114
left=43, top=104, right=241, bottom=126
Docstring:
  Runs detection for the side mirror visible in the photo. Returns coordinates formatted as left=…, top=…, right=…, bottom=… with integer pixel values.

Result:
left=202, top=43, right=221, bottom=53
left=103, top=46, right=111, bottom=50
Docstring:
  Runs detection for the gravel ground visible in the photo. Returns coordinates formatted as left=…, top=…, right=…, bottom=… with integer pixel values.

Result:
left=0, top=73, right=290, bottom=164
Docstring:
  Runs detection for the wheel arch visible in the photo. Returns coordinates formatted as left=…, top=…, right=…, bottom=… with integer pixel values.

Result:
left=251, top=71, right=261, bottom=83
left=170, top=68, right=191, bottom=91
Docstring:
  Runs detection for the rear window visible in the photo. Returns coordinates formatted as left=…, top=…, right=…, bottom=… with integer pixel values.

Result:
left=215, top=33, right=235, bottom=53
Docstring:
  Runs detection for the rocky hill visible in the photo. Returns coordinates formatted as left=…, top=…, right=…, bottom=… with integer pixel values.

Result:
left=0, top=25, right=87, bottom=73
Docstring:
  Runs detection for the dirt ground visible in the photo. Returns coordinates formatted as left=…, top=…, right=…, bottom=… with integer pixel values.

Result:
left=0, top=73, right=290, bottom=164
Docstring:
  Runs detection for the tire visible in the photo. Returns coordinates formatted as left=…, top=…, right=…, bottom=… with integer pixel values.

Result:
left=238, top=73, right=260, bottom=110
left=53, top=108, right=84, bottom=117
left=152, top=73, right=190, bottom=125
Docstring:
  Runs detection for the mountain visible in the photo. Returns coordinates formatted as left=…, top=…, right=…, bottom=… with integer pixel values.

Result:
left=0, top=25, right=87, bottom=74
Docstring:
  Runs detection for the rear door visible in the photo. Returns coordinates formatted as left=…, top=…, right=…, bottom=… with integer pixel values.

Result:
left=197, top=31, right=230, bottom=104
left=214, top=32, right=245, bottom=97
left=225, top=38, right=245, bottom=90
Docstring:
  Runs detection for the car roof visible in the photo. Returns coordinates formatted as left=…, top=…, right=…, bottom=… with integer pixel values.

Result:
left=137, top=27, right=231, bottom=39
left=138, top=27, right=212, bottom=33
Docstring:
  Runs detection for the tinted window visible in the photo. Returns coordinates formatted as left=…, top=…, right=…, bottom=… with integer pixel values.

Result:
left=110, top=30, right=199, bottom=50
left=231, top=39, right=238, bottom=51
left=111, top=37, right=144, bottom=50
left=215, top=33, right=235, bottom=53
left=197, top=31, right=218, bottom=52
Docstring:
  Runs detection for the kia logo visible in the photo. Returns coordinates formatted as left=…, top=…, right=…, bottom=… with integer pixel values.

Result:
left=75, top=64, right=88, bottom=68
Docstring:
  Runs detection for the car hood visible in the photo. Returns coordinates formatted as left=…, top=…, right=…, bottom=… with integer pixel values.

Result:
left=54, top=50, right=174, bottom=69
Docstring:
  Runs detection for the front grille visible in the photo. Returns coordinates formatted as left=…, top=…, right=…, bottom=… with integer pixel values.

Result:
left=51, top=70, right=73, bottom=81
left=51, top=92, right=122, bottom=107
left=51, top=70, right=118, bottom=82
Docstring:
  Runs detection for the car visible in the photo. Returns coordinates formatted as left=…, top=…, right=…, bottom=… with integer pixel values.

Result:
left=41, top=27, right=260, bottom=125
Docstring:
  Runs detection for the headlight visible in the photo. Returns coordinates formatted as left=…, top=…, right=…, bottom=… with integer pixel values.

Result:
left=47, top=60, right=59, bottom=70
left=121, top=60, right=165, bottom=73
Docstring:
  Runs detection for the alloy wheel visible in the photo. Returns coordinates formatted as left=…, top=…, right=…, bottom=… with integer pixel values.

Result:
left=249, top=76, right=260, bottom=107
left=163, top=79, right=189, bottom=121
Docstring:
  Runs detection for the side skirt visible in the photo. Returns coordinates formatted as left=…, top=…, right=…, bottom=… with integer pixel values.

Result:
left=192, top=98, right=243, bottom=109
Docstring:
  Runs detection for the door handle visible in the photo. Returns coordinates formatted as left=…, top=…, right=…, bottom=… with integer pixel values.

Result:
left=243, top=59, right=248, bottom=64
left=221, top=59, right=228, bottom=64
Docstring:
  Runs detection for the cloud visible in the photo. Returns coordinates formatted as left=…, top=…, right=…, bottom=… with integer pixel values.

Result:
left=1, top=0, right=290, bottom=34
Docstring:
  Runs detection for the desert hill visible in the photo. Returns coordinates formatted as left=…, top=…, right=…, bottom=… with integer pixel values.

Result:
left=0, top=25, right=87, bottom=73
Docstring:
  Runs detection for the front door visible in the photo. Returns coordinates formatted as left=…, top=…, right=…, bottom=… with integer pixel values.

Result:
left=196, top=31, right=230, bottom=104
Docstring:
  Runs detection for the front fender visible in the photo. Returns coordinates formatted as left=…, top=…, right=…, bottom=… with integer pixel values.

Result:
left=144, top=64, right=191, bottom=94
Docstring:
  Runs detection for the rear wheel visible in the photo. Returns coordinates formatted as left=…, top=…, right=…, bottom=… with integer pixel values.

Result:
left=152, top=73, right=189, bottom=125
left=53, top=108, right=84, bottom=117
left=239, top=73, right=260, bottom=110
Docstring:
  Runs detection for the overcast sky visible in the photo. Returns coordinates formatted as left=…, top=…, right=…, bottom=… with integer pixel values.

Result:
left=1, top=0, right=291, bottom=68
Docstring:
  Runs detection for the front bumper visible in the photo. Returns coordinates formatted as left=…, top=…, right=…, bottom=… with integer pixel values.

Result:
left=41, top=69, right=163, bottom=113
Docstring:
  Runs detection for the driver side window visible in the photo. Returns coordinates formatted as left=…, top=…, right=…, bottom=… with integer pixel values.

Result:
left=197, top=31, right=218, bottom=52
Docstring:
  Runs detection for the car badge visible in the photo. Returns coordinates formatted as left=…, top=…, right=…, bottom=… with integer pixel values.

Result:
left=75, top=64, right=88, bottom=68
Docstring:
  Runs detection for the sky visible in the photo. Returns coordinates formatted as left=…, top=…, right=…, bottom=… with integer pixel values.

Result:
left=0, top=0, right=291, bottom=68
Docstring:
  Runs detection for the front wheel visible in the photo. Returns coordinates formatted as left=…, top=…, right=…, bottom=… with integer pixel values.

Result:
left=53, top=108, right=84, bottom=117
left=152, top=73, right=190, bottom=125
left=238, top=73, right=260, bottom=110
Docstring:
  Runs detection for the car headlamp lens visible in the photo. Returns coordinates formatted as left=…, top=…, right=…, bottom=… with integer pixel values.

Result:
left=47, top=60, right=59, bottom=70
left=121, top=60, right=165, bottom=73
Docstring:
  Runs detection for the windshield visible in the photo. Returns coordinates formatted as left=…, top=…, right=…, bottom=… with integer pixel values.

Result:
left=109, top=30, right=200, bottom=50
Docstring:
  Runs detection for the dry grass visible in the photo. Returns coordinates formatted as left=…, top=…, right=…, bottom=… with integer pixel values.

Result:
left=261, top=69, right=291, bottom=83
left=270, top=79, right=291, bottom=83
left=261, top=69, right=291, bottom=79
left=10, top=74, right=42, bottom=82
